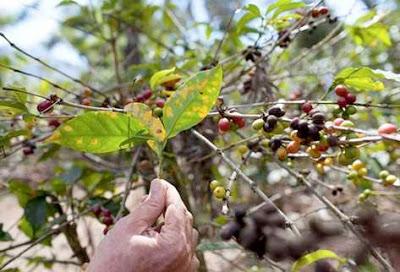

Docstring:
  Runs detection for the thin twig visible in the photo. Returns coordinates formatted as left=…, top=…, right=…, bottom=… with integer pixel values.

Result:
left=191, top=129, right=301, bottom=237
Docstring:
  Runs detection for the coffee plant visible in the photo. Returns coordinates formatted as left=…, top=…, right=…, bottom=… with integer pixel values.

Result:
left=1, top=0, right=400, bottom=271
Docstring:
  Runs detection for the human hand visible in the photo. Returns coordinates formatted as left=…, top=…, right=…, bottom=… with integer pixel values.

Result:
left=87, top=179, right=199, bottom=272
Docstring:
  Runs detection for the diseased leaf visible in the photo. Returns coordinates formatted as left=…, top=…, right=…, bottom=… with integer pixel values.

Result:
left=334, top=67, right=384, bottom=92
left=48, top=111, right=149, bottom=153
left=0, top=101, right=28, bottom=116
left=291, top=249, right=346, bottom=272
left=162, top=66, right=223, bottom=138
left=150, top=67, right=180, bottom=90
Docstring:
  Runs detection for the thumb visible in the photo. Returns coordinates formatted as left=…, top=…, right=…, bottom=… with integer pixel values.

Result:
left=128, top=179, right=167, bottom=230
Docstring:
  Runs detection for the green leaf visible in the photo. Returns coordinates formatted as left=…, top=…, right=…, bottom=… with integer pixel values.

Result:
left=0, top=101, right=28, bottom=116
left=8, top=180, right=35, bottom=207
left=57, top=0, right=79, bottom=7
left=266, top=0, right=305, bottom=19
left=291, top=249, right=346, bottom=272
left=150, top=67, right=179, bottom=90
left=162, top=66, right=223, bottom=138
left=0, top=223, right=13, bottom=241
left=24, top=196, right=48, bottom=232
left=334, top=67, right=384, bottom=92
left=346, top=11, right=391, bottom=48
left=48, top=111, right=149, bottom=153
left=236, top=11, right=259, bottom=33
left=245, top=4, right=261, bottom=17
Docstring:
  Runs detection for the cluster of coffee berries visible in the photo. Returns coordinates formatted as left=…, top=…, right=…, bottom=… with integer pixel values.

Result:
left=91, top=205, right=114, bottom=234
left=379, top=170, right=398, bottom=186
left=37, top=95, right=60, bottom=114
left=209, top=180, right=226, bottom=200
left=333, top=85, right=357, bottom=118
left=22, top=142, right=36, bottom=156
left=347, top=160, right=368, bottom=185
left=220, top=205, right=342, bottom=263
left=217, top=115, right=246, bottom=134
left=358, top=189, right=372, bottom=202
left=310, top=6, right=329, bottom=18
left=252, top=106, right=286, bottom=133
left=242, top=46, right=262, bottom=62
left=124, top=88, right=166, bottom=118
left=377, top=123, right=398, bottom=136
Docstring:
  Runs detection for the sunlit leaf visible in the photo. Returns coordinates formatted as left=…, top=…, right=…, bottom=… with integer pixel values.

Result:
left=334, top=67, right=384, bottom=92
left=48, top=111, right=149, bottom=153
left=162, top=66, right=223, bottom=138
left=266, top=0, right=305, bottom=19
left=150, top=67, right=179, bottom=90
left=291, top=249, right=346, bottom=272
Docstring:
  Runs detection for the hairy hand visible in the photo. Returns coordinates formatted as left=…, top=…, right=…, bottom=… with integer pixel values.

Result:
left=87, top=179, right=199, bottom=272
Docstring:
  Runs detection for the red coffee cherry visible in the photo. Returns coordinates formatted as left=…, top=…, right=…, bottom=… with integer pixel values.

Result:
left=91, top=205, right=102, bottom=217
left=345, top=93, right=356, bottom=104
left=218, top=118, right=230, bottom=132
left=101, top=208, right=112, bottom=217
left=155, top=98, right=165, bottom=108
left=311, top=8, right=320, bottom=18
left=102, top=216, right=114, bottom=226
left=81, top=97, right=91, bottom=106
left=333, top=118, right=344, bottom=126
left=335, top=85, right=348, bottom=97
left=48, top=119, right=61, bottom=128
left=37, top=100, right=54, bottom=114
left=318, top=6, right=329, bottom=16
left=142, top=88, right=153, bottom=100
left=232, top=116, right=246, bottom=128
left=301, top=102, right=313, bottom=114
left=378, top=123, right=397, bottom=135
left=22, top=146, right=35, bottom=156
left=337, top=97, right=348, bottom=108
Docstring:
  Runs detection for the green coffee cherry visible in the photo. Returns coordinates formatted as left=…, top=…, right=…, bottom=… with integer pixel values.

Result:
left=213, top=186, right=226, bottom=199
left=237, top=144, right=249, bottom=155
left=153, top=107, right=163, bottom=117
left=209, top=180, right=220, bottom=191
left=379, top=170, right=390, bottom=180
left=252, top=118, right=264, bottom=131
left=384, top=175, right=397, bottom=186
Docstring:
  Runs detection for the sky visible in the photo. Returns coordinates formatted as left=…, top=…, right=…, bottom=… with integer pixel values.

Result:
left=0, top=0, right=379, bottom=76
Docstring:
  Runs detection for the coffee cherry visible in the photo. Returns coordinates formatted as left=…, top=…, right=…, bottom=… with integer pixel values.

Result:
left=337, top=97, right=347, bottom=108
left=263, top=122, right=274, bottom=132
left=220, top=221, right=241, bottom=240
left=318, top=6, right=329, bottom=15
left=48, top=119, right=61, bottom=128
left=384, top=175, right=397, bottom=186
left=351, top=160, right=364, bottom=171
left=22, top=146, right=35, bottom=156
left=266, top=115, right=278, bottom=127
left=153, top=107, right=163, bottom=117
left=218, top=118, right=230, bottom=132
left=269, top=138, right=282, bottom=151
left=311, top=8, right=320, bottom=18
left=312, top=113, right=325, bottom=125
left=308, top=124, right=320, bottom=141
left=252, top=118, right=264, bottom=130
left=297, top=120, right=309, bottom=138
left=290, top=117, right=300, bottom=130
left=307, top=146, right=321, bottom=159
left=302, top=102, right=313, bottom=114
left=155, top=98, right=165, bottom=108
left=286, top=141, right=300, bottom=153
left=335, top=85, right=348, bottom=97
left=209, top=180, right=220, bottom=191
left=290, top=130, right=302, bottom=142
left=260, top=139, right=270, bottom=148
left=142, top=88, right=153, bottom=100
left=232, top=116, right=246, bottom=128
left=333, top=118, right=344, bottom=126
left=347, top=170, right=358, bottom=180
left=83, top=88, right=92, bottom=97
left=316, top=163, right=325, bottom=174
left=81, top=97, right=91, bottom=106
left=343, top=146, right=360, bottom=162
left=91, top=205, right=102, bottom=217
left=379, top=170, right=389, bottom=180
left=276, top=147, right=288, bottom=161
left=341, top=120, right=354, bottom=128
left=378, top=123, right=397, bottom=135
left=345, top=105, right=357, bottom=115
left=268, top=106, right=285, bottom=117
left=238, top=144, right=249, bottom=155
left=213, top=186, right=226, bottom=199
left=37, top=100, right=54, bottom=114
left=345, top=93, right=356, bottom=104
left=358, top=167, right=367, bottom=177
left=101, top=208, right=112, bottom=217
left=102, top=216, right=113, bottom=226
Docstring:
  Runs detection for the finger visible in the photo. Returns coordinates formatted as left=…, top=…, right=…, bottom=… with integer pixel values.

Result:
left=191, top=256, right=200, bottom=272
left=185, top=211, right=193, bottom=246
left=164, top=181, right=187, bottom=210
left=159, top=204, right=187, bottom=243
left=124, top=179, right=167, bottom=230
left=192, top=228, right=199, bottom=252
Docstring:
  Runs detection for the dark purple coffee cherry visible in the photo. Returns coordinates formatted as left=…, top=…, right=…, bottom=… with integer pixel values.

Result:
left=269, top=138, right=282, bottom=151
left=268, top=106, right=285, bottom=117
left=266, top=115, right=278, bottom=127
left=220, top=221, right=241, bottom=240
left=312, top=113, right=325, bottom=125
left=290, top=117, right=300, bottom=130
left=327, top=135, right=339, bottom=147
